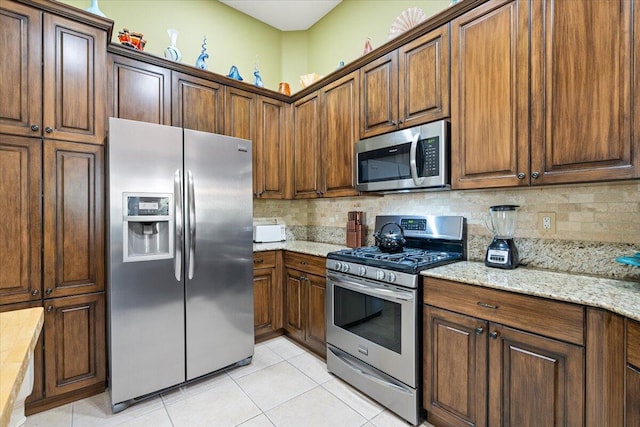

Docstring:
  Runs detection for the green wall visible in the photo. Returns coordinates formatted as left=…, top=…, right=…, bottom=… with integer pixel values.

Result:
left=61, top=0, right=451, bottom=93
left=62, top=0, right=283, bottom=90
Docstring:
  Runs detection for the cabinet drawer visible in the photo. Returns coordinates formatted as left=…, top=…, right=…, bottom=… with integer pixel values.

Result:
left=628, top=319, right=640, bottom=368
left=424, top=278, right=585, bottom=345
left=284, top=252, right=325, bottom=277
left=254, top=251, right=276, bottom=269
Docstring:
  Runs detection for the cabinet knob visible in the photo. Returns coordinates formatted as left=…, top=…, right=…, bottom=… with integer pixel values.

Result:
left=390, top=120, right=397, bottom=126
left=517, top=173, right=525, bottom=180
left=47, top=305, right=54, bottom=312
left=45, top=288, right=53, bottom=295
left=531, top=171, right=540, bottom=179
left=299, top=276, right=305, bottom=281
left=489, top=331, right=499, bottom=339
left=475, top=327, right=484, bottom=335
left=254, top=259, right=264, bottom=264
left=45, top=126, right=53, bottom=133
left=300, top=261, right=307, bottom=265
left=32, top=289, right=39, bottom=296
left=30, top=124, right=39, bottom=132
left=398, top=119, right=403, bottom=125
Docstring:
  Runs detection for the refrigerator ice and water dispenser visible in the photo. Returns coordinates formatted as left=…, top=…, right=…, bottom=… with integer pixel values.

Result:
left=123, top=193, right=173, bottom=262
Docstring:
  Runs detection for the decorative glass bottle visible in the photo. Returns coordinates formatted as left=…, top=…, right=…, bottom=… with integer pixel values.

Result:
left=164, top=29, right=181, bottom=62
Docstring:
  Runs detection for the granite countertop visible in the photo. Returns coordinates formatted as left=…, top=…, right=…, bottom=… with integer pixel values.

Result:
left=422, top=261, right=640, bottom=322
left=253, top=241, right=348, bottom=258
left=0, top=307, right=44, bottom=427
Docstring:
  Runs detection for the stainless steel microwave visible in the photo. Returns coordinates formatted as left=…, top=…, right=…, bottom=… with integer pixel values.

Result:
left=356, top=120, right=449, bottom=192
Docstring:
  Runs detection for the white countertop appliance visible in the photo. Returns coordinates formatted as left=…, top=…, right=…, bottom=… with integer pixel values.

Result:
left=253, top=224, right=286, bottom=243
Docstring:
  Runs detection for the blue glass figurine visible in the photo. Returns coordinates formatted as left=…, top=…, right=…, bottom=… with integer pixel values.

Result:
left=195, top=36, right=208, bottom=70
left=253, top=66, right=264, bottom=88
left=227, top=65, right=243, bottom=81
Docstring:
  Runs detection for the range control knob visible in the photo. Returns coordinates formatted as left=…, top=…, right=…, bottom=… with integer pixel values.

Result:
left=358, top=266, right=367, bottom=276
left=341, top=263, right=350, bottom=273
left=334, top=262, right=342, bottom=271
left=388, top=272, right=396, bottom=282
left=376, top=270, right=386, bottom=280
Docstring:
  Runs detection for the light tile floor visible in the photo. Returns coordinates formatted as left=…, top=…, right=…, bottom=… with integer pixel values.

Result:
left=25, top=336, right=435, bottom=427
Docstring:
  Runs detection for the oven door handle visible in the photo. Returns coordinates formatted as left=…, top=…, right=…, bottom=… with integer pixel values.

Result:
left=409, top=132, right=424, bottom=186
left=327, top=273, right=413, bottom=302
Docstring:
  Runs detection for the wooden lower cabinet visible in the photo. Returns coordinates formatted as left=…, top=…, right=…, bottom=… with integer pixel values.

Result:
left=424, top=279, right=585, bottom=427
left=628, top=319, right=640, bottom=427
left=253, top=251, right=283, bottom=342
left=283, top=253, right=326, bottom=358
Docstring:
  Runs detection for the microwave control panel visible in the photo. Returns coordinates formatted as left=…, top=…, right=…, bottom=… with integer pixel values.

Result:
left=420, top=136, right=440, bottom=177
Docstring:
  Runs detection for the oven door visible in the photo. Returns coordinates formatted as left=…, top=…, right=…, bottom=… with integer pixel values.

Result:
left=326, top=271, right=417, bottom=387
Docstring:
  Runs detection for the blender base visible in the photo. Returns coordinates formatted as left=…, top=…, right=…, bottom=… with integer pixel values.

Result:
left=485, top=238, right=519, bottom=269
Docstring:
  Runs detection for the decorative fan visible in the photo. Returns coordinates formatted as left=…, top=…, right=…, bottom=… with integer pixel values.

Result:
left=388, top=7, right=427, bottom=40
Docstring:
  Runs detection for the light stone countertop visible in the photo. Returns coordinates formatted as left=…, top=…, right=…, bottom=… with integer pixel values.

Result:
left=253, top=241, right=349, bottom=258
left=422, top=261, right=640, bottom=322
left=0, top=307, right=44, bottom=427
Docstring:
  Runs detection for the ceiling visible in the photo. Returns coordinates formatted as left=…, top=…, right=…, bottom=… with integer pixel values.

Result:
left=219, top=0, right=342, bottom=31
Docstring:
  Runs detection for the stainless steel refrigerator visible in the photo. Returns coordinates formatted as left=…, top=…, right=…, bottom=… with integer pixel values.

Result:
left=107, top=117, right=254, bottom=412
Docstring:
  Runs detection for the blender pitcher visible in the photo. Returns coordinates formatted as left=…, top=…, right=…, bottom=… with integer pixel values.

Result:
left=484, top=205, right=520, bottom=269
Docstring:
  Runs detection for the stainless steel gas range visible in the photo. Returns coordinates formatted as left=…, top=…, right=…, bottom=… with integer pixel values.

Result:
left=325, top=215, right=466, bottom=425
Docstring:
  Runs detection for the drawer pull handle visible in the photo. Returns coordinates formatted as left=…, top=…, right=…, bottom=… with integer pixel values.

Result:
left=254, top=259, right=264, bottom=264
left=489, top=331, right=499, bottom=339
left=477, top=302, right=498, bottom=309
left=300, top=261, right=307, bottom=265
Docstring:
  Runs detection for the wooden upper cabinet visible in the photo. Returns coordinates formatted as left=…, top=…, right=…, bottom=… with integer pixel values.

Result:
left=43, top=13, right=106, bottom=144
left=171, top=71, right=224, bottom=133
left=255, top=97, right=288, bottom=199
left=108, top=54, right=172, bottom=125
left=530, top=0, right=638, bottom=184
left=398, top=25, right=450, bottom=129
left=322, top=71, right=360, bottom=198
left=43, top=141, right=104, bottom=298
left=451, top=0, right=529, bottom=189
left=292, top=92, right=322, bottom=199
left=0, top=1, right=42, bottom=138
left=360, top=25, right=450, bottom=139
left=0, top=136, right=42, bottom=304
left=224, top=86, right=256, bottom=141
left=360, top=52, right=398, bottom=138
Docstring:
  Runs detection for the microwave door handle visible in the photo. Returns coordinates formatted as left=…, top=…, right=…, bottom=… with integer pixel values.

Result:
left=174, top=170, right=183, bottom=282
left=409, top=132, right=424, bottom=186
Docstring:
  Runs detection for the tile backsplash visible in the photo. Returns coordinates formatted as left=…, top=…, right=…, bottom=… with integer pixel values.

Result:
left=254, top=180, right=640, bottom=280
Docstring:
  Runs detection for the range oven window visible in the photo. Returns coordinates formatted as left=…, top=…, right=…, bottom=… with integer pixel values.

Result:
left=333, top=285, right=401, bottom=354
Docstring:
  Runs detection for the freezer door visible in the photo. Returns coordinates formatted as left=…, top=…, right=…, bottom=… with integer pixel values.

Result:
left=107, top=118, right=186, bottom=404
left=184, top=129, right=254, bottom=380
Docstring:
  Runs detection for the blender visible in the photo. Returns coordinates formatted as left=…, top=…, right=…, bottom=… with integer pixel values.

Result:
left=484, top=205, right=519, bottom=269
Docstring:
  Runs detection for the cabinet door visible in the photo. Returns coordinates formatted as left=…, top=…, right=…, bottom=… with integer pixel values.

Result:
left=322, top=72, right=359, bottom=198
left=43, top=141, right=104, bottom=298
left=398, top=25, right=450, bottom=127
left=0, top=136, right=42, bottom=304
left=107, top=54, right=172, bottom=125
left=43, top=14, right=106, bottom=144
left=171, top=71, right=224, bottom=134
left=627, top=366, right=640, bottom=427
left=488, top=324, right=584, bottom=427
left=530, top=0, right=637, bottom=184
left=253, top=266, right=277, bottom=338
left=292, top=92, right=321, bottom=198
left=424, top=306, right=487, bottom=427
left=0, top=1, right=42, bottom=137
left=224, top=86, right=256, bottom=140
left=360, top=52, right=398, bottom=139
left=451, top=0, right=529, bottom=189
left=256, top=97, right=288, bottom=199
left=305, top=272, right=326, bottom=357
left=43, top=292, right=106, bottom=398
left=284, top=267, right=306, bottom=342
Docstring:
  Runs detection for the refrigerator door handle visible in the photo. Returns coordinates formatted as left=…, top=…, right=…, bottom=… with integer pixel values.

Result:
left=187, top=170, right=196, bottom=279
left=174, top=170, right=183, bottom=282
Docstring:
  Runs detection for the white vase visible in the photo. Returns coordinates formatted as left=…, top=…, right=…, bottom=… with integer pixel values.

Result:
left=85, top=0, right=105, bottom=17
left=164, top=29, right=182, bottom=62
